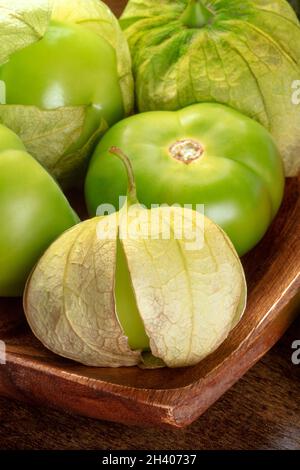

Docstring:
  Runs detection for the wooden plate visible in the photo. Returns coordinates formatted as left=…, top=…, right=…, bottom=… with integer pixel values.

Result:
left=0, top=175, right=299, bottom=429
left=0, top=0, right=299, bottom=429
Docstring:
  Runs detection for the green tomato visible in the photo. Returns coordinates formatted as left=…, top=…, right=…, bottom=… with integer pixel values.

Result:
left=0, top=21, right=124, bottom=134
left=0, top=124, right=26, bottom=154
left=0, top=124, right=79, bottom=297
left=0, top=20, right=124, bottom=127
left=85, top=103, right=285, bottom=256
left=0, top=17, right=127, bottom=184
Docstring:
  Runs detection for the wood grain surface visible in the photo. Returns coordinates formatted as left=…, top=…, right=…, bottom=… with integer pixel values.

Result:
left=0, top=315, right=299, bottom=450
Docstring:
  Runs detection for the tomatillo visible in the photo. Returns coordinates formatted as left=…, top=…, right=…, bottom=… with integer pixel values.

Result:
left=0, top=124, right=79, bottom=297
left=121, top=0, right=300, bottom=176
left=0, top=20, right=124, bottom=126
left=24, top=148, right=247, bottom=368
left=0, top=0, right=134, bottom=185
left=85, top=103, right=285, bottom=256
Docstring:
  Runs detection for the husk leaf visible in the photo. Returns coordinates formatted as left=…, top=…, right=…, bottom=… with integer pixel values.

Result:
left=0, top=0, right=52, bottom=66
left=121, top=0, right=300, bottom=175
left=0, top=104, right=107, bottom=181
left=119, top=205, right=247, bottom=368
left=24, top=218, right=141, bottom=367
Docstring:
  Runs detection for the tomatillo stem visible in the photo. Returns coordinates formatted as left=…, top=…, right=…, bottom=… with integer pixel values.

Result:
left=109, top=146, right=138, bottom=206
left=181, top=0, right=214, bottom=28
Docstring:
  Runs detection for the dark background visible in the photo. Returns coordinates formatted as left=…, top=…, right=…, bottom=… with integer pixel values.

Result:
left=289, top=0, right=300, bottom=16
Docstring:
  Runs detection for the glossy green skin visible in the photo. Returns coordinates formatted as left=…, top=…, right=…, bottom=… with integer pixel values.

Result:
left=85, top=103, right=285, bottom=256
left=0, top=20, right=124, bottom=149
left=0, top=125, right=26, bottom=154
left=115, top=238, right=150, bottom=351
left=0, top=126, right=79, bottom=297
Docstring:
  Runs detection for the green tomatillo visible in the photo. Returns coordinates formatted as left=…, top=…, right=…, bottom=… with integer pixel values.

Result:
left=0, top=0, right=134, bottom=186
left=85, top=103, right=285, bottom=256
left=24, top=147, right=247, bottom=368
left=121, top=0, right=300, bottom=176
left=0, top=124, right=79, bottom=297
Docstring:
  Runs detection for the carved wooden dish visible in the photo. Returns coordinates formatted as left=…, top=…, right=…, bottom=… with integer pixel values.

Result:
left=0, top=175, right=299, bottom=428
left=0, top=0, right=299, bottom=430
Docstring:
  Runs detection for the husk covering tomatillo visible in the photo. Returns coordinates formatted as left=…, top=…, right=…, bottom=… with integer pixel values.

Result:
left=0, top=0, right=134, bottom=184
left=121, top=0, right=300, bottom=176
left=24, top=148, right=247, bottom=368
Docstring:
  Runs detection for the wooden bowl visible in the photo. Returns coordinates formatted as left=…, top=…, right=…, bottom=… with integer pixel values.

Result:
left=0, top=0, right=299, bottom=429
left=0, top=175, right=299, bottom=428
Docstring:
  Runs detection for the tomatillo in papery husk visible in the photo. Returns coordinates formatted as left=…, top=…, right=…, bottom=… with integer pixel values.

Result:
left=24, top=147, right=247, bottom=369
left=0, top=0, right=134, bottom=186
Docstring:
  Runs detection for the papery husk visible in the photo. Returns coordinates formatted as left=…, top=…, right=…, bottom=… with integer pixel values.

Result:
left=24, top=218, right=141, bottom=367
left=0, top=0, right=134, bottom=183
left=24, top=202, right=247, bottom=368
left=119, top=204, right=247, bottom=368
left=0, top=0, right=51, bottom=66
left=121, top=0, right=300, bottom=176
left=0, top=104, right=107, bottom=182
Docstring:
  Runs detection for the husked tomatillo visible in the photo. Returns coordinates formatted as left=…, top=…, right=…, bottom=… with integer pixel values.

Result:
left=121, top=0, right=300, bottom=176
left=24, top=148, right=247, bottom=368
left=0, top=0, right=134, bottom=185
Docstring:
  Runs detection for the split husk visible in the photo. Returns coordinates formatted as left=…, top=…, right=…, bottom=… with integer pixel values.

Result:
left=24, top=148, right=247, bottom=368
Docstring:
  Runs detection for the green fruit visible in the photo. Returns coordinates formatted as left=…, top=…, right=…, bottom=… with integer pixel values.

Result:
left=115, top=238, right=150, bottom=351
left=0, top=20, right=124, bottom=127
left=121, top=0, right=300, bottom=176
left=24, top=148, right=247, bottom=368
left=85, top=103, right=285, bottom=256
left=0, top=124, right=79, bottom=297
left=0, top=124, right=25, bottom=154
left=0, top=0, right=134, bottom=185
